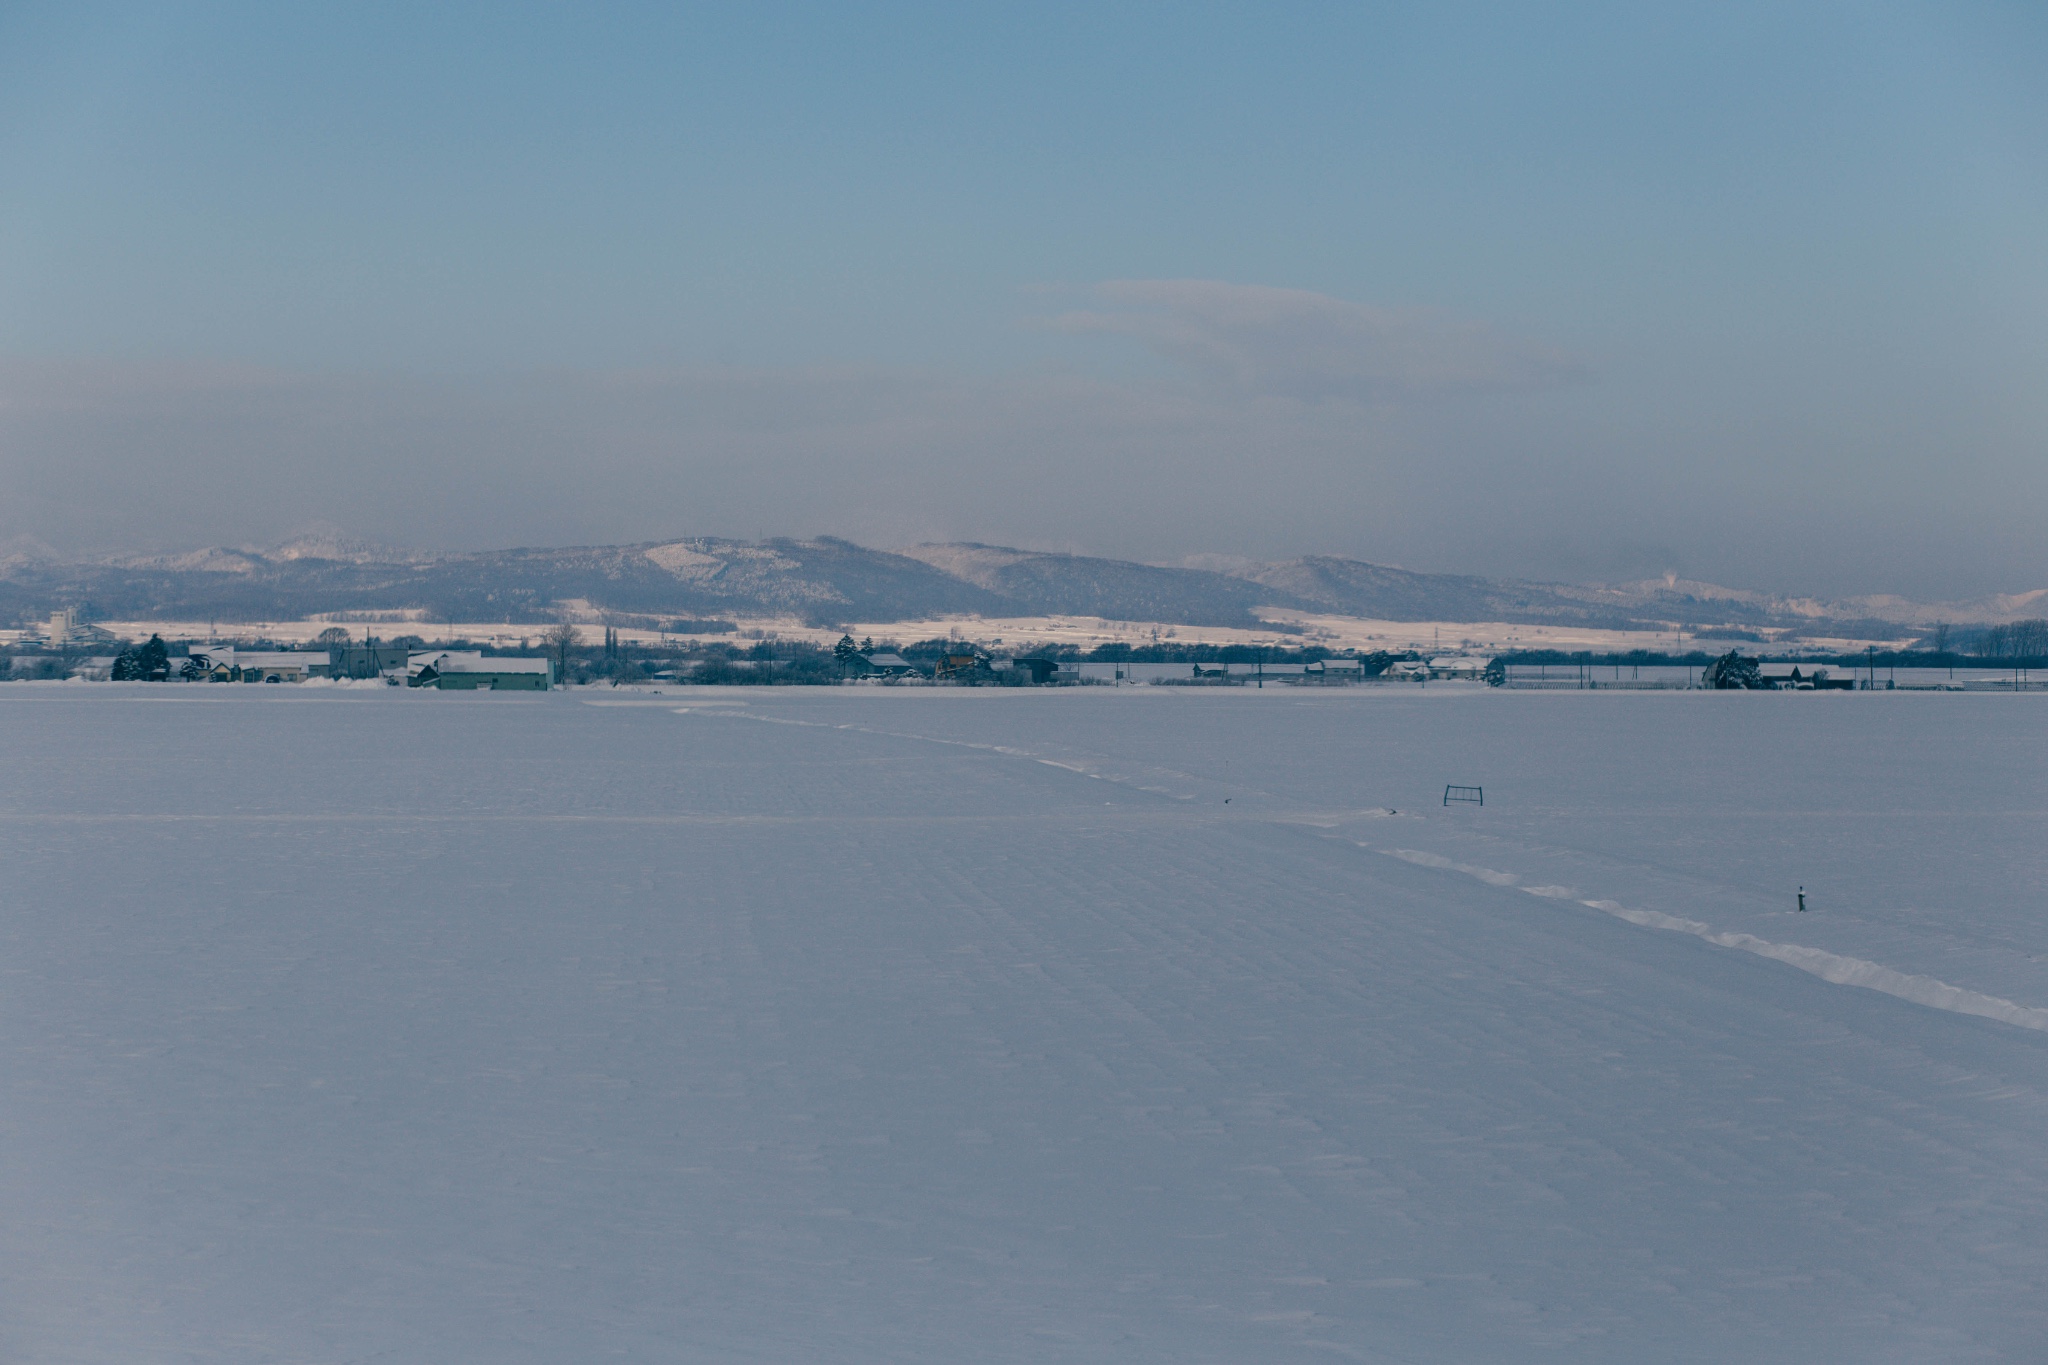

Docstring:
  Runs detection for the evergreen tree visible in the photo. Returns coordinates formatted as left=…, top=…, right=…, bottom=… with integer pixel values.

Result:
left=1700, top=650, right=1763, bottom=689
left=111, top=634, right=171, bottom=682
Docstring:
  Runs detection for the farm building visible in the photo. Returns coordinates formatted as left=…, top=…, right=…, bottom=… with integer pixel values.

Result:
left=188, top=649, right=329, bottom=683
left=409, top=652, right=553, bottom=691
left=932, top=649, right=991, bottom=683
left=1006, top=657, right=1063, bottom=685
left=1758, top=663, right=1854, bottom=690
left=854, top=652, right=922, bottom=678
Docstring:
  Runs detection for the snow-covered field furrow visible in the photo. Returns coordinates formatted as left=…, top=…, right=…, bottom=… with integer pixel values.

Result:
left=0, top=687, right=2043, bottom=1361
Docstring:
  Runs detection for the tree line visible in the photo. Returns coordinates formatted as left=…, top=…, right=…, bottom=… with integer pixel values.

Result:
left=1976, top=619, right=2048, bottom=660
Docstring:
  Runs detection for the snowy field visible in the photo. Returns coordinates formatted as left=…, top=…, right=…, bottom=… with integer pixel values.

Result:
left=2, top=685, right=2045, bottom=1362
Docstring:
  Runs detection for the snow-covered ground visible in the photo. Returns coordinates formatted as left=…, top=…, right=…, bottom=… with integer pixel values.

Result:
left=1, top=686, right=2044, bottom=1361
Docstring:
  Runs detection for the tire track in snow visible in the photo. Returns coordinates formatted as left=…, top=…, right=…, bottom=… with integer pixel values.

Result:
left=616, top=702, right=2048, bottom=1034
left=665, top=701, right=2048, bottom=1033
left=1380, top=848, right=2048, bottom=1034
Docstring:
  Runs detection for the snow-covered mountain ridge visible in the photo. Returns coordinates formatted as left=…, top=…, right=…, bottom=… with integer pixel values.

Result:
left=0, top=535, right=2037, bottom=632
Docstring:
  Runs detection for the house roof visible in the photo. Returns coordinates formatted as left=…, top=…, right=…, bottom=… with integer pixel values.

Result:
left=230, top=652, right=328, bottom=668
left=434, top=656, right=550, bottom=673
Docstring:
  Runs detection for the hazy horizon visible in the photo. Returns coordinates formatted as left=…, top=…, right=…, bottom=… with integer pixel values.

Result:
left=4, top=5, right=2045, bottom=599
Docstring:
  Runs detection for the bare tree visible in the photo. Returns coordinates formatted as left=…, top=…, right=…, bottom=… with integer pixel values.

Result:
left=543, top=621, right=579, bottom=687
left=1977, top=621, right=2046, bottom=659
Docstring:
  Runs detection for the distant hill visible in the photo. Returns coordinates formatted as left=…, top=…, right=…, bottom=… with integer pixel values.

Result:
left=0, top=535, right=2034, bottom=636
left=1227, top=555, right=1624, bottom=625
left=0, top=537, right=1006, bottom=628
left=895, top=544, right=1279, bottom=626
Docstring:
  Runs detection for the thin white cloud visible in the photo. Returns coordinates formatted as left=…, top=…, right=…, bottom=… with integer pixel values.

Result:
left=1047, top=279, right=1588, bottom=400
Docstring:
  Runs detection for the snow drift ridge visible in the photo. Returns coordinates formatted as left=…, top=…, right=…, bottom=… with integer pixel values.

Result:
left=1385, top=849, right=2048, bottom=1033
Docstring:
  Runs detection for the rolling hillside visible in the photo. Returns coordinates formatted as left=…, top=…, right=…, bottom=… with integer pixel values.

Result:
left=0, top=535, right=2024, bottom=636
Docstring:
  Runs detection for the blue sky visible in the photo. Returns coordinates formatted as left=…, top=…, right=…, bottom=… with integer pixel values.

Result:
left=2, top=3, right=2044, bottom=596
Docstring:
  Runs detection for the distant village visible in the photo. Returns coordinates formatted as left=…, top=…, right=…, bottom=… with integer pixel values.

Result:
left=3, top=608, right=2041, bottom=691
left=5, top=607, right=1500, bottom=689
